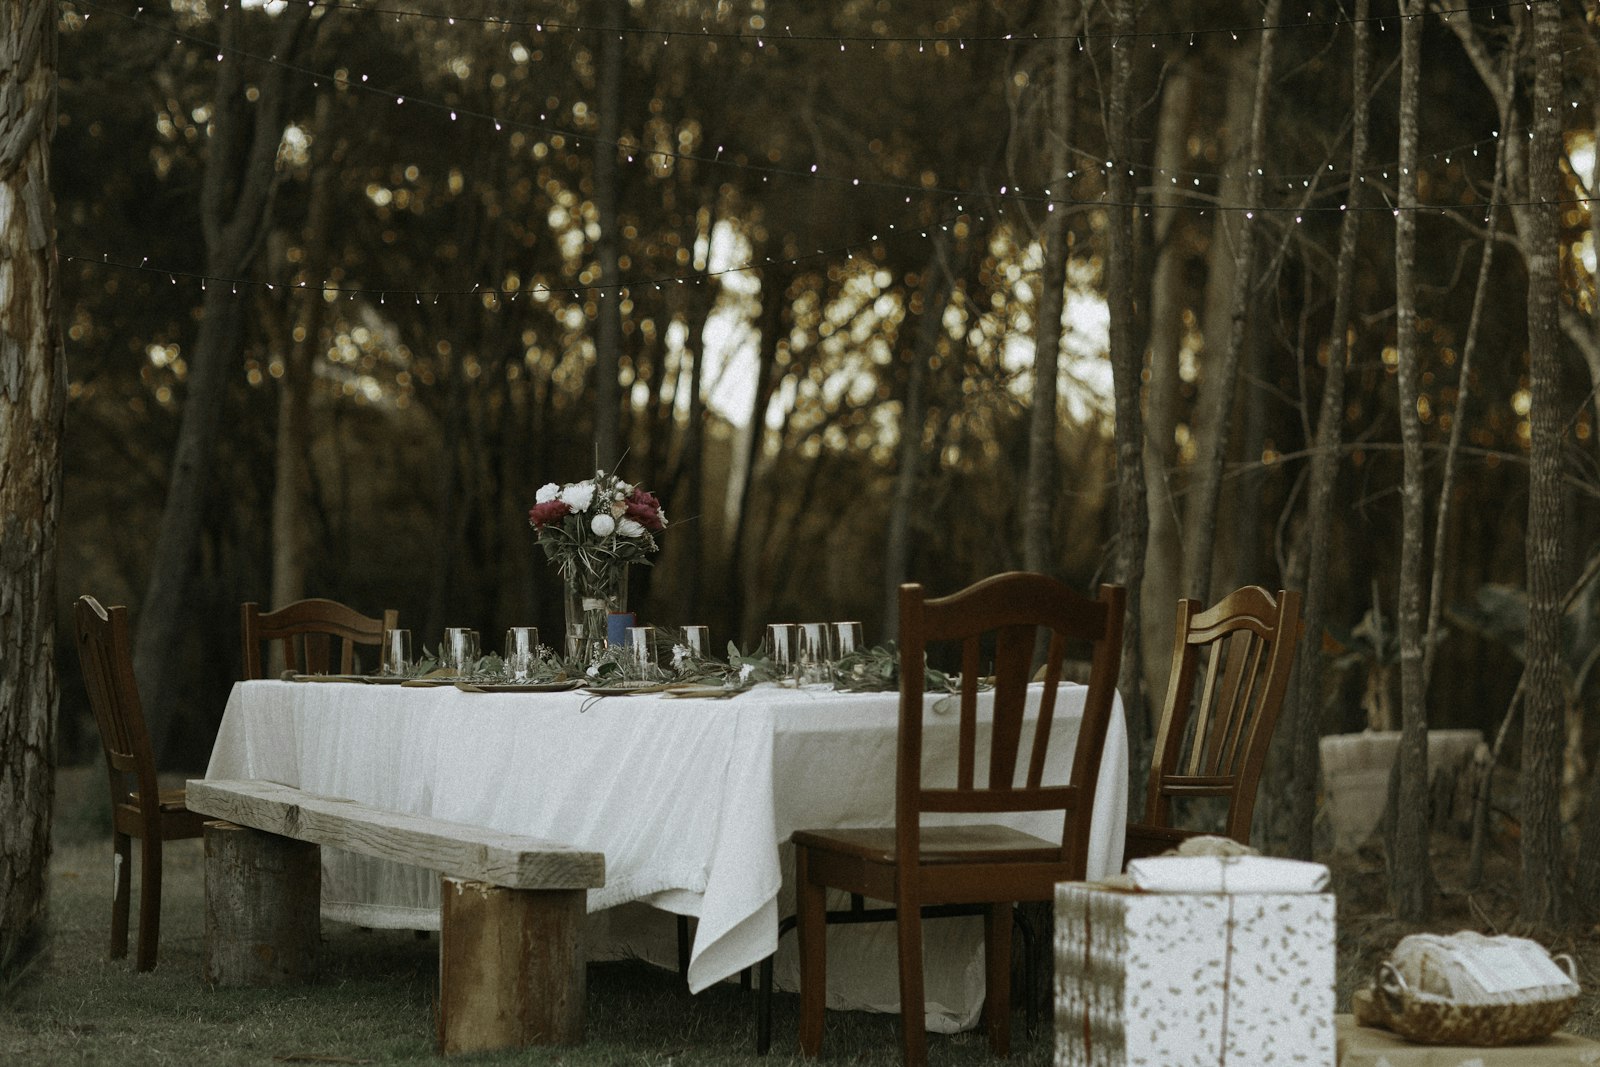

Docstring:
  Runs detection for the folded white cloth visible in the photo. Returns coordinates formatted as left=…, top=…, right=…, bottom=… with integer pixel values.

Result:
left=1127, top=854, right=1330, bottom=894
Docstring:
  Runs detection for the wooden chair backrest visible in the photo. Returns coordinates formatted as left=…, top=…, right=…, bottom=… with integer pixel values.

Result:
left=895, top=574, right=1125, bottom=879
left=74, top=595, right=160, bottom=814
left=1142, top=585, right=1303, bottom=842
left=239, top=598, right=398, bottom=679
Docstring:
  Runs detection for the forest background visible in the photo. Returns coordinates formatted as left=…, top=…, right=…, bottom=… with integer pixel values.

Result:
left=4, top=0, right=1598, bottom=969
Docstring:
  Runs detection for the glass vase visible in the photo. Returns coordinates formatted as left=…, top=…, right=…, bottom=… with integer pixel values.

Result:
left=562, top=564, right=629, bottom=664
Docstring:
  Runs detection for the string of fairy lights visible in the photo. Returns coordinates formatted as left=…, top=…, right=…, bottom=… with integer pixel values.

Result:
left=61, top=0, right=1589, bottom=305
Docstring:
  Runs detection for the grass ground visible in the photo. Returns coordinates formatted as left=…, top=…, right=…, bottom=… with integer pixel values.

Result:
left=0, top=769, right=1052, bottom=1066
left=10, top=768, right=1600, bottom=1063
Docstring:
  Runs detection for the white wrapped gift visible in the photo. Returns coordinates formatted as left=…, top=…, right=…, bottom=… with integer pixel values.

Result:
left=1056, top=856, right=1336, bottom=1067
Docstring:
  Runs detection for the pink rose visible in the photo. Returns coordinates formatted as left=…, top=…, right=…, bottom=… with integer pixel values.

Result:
left=528, top=499, right=571, bottom=529
left=624, top=488, right=666, bottom=532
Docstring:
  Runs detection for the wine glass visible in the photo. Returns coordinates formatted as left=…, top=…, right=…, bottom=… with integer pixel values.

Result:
left=504, top=626, right=539, bottom=681
left=379, top=628, right=412, bottom=677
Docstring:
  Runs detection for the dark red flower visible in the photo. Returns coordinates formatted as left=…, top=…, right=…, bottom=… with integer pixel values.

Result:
left=528, top=499, right=571, bottom=529
left=624, top=488, right=665, bottom=532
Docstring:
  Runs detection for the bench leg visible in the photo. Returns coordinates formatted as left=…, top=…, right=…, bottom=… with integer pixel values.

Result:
left=202, top=820, right=320, bottom=986
left=437, top=876, right=585, bottom=1054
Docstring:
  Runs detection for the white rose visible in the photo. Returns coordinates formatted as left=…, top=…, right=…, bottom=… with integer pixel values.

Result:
left=591, top=513, right=616, bottom=537
left=560, top=481, right=596, bottom=512
left=535, top=482, right=560, bottom=503
left=616, top=517, right=646, bottom=539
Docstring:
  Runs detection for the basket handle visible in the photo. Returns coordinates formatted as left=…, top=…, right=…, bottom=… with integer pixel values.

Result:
left=1376, top=960, right=1409, bottom=1017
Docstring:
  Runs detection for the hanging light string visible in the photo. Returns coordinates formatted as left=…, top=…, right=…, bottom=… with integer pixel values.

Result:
left=286, top=0, right=1547, bottom=49
left=62, top=203, right=986, bottom=304
left=59, top=169, right=1598, bottom=308
left=70, top=0, right=1554, bottom=217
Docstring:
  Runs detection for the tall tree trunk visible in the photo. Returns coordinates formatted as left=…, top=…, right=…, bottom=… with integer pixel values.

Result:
left=1182, top=2, right=1280, bottom=606
left=1521, top=0, right=1566, bottom=927
left=1022, top=1, right=1077, bottom=576
left=884, top=241, right=951, bottom=638
left=271, top=92, right=338, bottom=611
left=0, top=0, right=59, bottom=985
left=724, top=265, right=788, bottom=644
left=1387, top=0, right=1433, bottom=922
left=1106, top=0, right=1147, bottom=738
left=1140, top=55, right=1194, bottom=725
left=1284, top=0, right=1373, bottom=860
left=591, top=0, right=626, bottom=469
left=133, top=2, right=312, bottom=760
left=1423, top=55, right=1512, bottom=690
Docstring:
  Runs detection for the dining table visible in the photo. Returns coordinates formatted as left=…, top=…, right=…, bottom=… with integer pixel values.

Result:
left=203, top=677, right=1128, bottom=1033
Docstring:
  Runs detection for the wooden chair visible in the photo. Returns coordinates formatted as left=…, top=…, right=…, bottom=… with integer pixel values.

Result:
left=73, top=594, right=209, bottom=971
left=239, top=597, right=398, bottom=679
left=1123, top=585, right=1303, bottom=862
left=792, top=573, right=1126, bottom=1065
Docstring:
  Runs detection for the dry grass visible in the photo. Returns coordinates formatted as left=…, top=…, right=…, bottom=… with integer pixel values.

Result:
left=1327, top=825, right=1600, bottom=1040
left=12, top=768, right=1600, bottom=1064
left=0, top=768, right=1052, bottom=1066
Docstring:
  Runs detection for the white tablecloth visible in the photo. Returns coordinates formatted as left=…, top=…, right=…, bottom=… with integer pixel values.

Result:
left=204, top=679, right=1126, bottom=1031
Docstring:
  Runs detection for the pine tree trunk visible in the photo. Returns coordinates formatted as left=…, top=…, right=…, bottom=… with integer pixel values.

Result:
left=1387, top=0, right=1434, bottom=922
left=1283, top=0, right=1372, bottom=860
left=133, top=3, right=312, bottom=759
left=1520, top=0, right=1567, bottom=927
left=1182, top=2, right=1280, bottom=607
left=271, top=92, right=338, bottom=611
left=0, top=0, right=60, bottom=984
left=1106, top=0, right=1146, bottom=737
left=884, top=242, right=951, bottom=639
left=591, top=0, right=626, bottom=469
left=1139, top=55, right=1194, bottom=725
left=1022, top=2, right=1077, bottom=576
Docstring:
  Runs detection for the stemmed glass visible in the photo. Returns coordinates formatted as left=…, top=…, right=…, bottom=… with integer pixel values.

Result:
left=504, top=627, right=539, bottom=681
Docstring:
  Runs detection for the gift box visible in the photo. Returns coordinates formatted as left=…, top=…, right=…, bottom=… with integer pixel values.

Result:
left=1056, top=873, right=1336, bottom=1067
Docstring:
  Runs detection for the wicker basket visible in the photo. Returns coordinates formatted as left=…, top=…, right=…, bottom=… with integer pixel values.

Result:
left=1354, top=932, right=1579, bottom=1046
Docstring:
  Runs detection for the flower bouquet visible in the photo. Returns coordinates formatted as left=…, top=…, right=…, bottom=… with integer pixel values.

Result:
left=528, top=470, right=667, bottom=661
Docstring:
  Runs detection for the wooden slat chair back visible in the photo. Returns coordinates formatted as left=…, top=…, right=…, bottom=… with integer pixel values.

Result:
left=1125, top=585, right=1303, bottom=862
left=73, top=594, right=207, bottom=971
left=793, top=573, right=1125, bottom=1065
left=240, top=597, right=398, bottom=679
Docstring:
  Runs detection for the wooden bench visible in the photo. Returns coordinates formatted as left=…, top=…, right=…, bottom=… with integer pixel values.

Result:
left=186, top=778, right=605, bottom=1056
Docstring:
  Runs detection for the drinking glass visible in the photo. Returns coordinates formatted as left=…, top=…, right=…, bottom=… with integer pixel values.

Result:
left=565, top=622, right=593, bottom=664
left=830, top=621, right=864, bottom=658
left=829, top=621, right=864, bottom=684
left=444, top=627, right=480, bottom=675
left=504, top=626, right=539, bottom=681
left=626, top=626, right=657, bottom=674
left=379, top=628, right=412, bottom=676
left=797, top=622, right=830, bottom=685
left=767, top=623, right=799, bottom=680
left=680, top=625, right=710, bottom=657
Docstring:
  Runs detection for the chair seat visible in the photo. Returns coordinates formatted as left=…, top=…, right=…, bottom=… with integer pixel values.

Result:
left=792, top=824, right=1061, bottom=865
left=126, top=787, right=192, bottom=814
